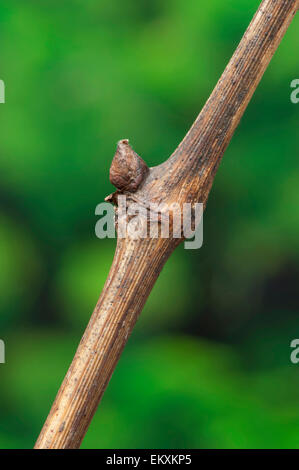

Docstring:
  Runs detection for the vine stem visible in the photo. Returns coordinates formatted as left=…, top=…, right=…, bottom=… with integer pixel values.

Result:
left=35, top=0, right=298, bottom=449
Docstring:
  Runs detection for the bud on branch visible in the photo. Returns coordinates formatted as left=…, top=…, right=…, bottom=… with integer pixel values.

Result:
left=35, top=0, right=298, bottom=449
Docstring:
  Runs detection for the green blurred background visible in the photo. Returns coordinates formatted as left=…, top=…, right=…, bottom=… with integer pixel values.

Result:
left=0, top=0, right=298, bottom=449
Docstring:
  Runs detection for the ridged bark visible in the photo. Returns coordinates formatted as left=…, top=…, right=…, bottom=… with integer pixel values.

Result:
left=35, top=0, right=298, bottom=449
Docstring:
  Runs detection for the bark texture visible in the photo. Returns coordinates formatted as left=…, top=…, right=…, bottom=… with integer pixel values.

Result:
left=35, top=0, right=298, bottom=449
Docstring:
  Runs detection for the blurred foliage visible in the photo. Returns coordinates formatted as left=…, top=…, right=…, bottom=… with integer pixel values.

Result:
left=0, top=0, right=298, bottom=449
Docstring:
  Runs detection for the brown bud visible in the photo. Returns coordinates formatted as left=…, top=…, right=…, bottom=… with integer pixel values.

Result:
left=109, top=139, right=149, bottom=192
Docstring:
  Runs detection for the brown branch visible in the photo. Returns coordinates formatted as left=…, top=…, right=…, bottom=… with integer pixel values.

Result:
left=35, top=0, right=298, bottom=449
